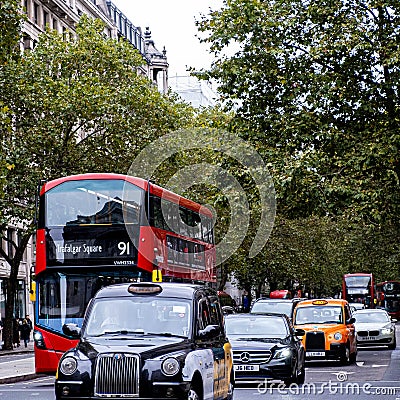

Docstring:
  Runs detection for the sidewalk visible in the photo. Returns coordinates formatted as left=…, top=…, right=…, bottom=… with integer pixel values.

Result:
left=0, top=341, right=43, bottom=384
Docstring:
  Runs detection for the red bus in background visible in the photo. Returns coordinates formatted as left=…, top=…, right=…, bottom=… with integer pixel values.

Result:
left=376, top=281, right=400, bottom=319
left=270, top=290, right=292, bottom=299
left=342, top=273, right=375, bottom=308
left=33, top=173, right=216, bottom=374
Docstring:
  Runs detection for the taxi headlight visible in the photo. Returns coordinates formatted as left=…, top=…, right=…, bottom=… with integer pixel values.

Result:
left=381, top=328, right=392, bottom=335
left=60, top=357, right=78, bottom=375
left=161, top=357, right=180, bottom=376
left=274, top=348, right=292, bottom=359
left=333, top=332, right=342, bottom=340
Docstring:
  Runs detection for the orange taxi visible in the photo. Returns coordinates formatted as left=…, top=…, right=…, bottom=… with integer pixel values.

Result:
left=293, top=299, right=357, bottom=365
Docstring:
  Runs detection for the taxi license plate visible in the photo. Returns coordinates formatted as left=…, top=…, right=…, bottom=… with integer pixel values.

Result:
left=234, top=364, right=260, bottom=372
left=306, top=351, right=325, bottom=357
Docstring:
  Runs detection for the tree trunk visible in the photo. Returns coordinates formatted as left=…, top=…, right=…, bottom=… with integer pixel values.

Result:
left=1, top=232, right=32, bottom=350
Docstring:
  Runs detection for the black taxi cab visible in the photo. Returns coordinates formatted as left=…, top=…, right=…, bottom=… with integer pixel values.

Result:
left=293, top=298, right=357, bottom=365
left=55, top=282, right=234, bottom=400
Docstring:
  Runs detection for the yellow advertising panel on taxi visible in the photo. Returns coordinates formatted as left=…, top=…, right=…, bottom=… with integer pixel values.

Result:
left=293, top=298, right=357, bottom=365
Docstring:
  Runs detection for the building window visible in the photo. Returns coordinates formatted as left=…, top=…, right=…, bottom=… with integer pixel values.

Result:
left=43, top=11, right=48, bottom=28
left=33, top=3, right=39, bottom=25
left=0, top=279, right=26, bottom=320
left=23, top=0, right=28, bottom=15
left=53, top=18, right=58, bottom=31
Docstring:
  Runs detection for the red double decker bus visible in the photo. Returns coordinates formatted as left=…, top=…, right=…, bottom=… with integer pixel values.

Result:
left=33, top=173, right=216, bottom=374
left=342, top=273, right=374, bottom=308
left=376, top=281, right=400, bottom=319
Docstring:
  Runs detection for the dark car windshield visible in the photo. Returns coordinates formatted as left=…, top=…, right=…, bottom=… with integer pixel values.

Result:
left=225, top=316, right=288, bottom=338
left=250, top=301, right=292, bottom=316
left=84, top=297, right=191, bottom=338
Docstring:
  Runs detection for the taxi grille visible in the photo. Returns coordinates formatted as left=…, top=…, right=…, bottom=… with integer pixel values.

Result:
left=233, top=350, right=272, bottom=364
left=94, top=353, right=139, bottom=397
left=305, top=331, right=325, bottom=350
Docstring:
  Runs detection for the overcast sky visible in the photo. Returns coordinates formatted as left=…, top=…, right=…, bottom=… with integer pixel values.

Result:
left=112, top=0, right=223, bottom=77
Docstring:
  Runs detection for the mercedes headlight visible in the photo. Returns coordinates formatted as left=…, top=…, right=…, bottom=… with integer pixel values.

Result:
left=333, top=332, right=342, bottom=340
left=274, top=348, right=292, bottom=359
left=161, top=357, right=180, bottom=376
left=60, top=357, right=78, bottom=375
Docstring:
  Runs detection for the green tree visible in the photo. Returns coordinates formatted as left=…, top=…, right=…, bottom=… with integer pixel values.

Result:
left=0, top=15, right=193, bottom=350
left=0, top=0, right=24, bottom=63
left=197, top=0, right=400, bottom=225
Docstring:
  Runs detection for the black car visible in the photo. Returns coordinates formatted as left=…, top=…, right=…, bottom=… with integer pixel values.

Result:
left=55, top=282, right=234, bottom=400
left=224, top=313, right=305, bottom=385
left=250, top=298, right=305, bottom=320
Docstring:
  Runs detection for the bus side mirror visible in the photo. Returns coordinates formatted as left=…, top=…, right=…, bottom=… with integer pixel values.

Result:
left=62, top=323, right=81, bottom=339
left=29, top=281, right=36, bottom=302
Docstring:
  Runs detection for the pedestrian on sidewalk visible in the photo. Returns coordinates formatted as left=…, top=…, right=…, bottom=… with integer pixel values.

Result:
left=20, top=319, right=32, bottom=348
left=12, top=318, right=21, bottom=348
left=25, top=314, right=33, bottom=339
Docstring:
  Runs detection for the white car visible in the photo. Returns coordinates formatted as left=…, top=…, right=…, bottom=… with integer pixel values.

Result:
left=353, top=309, right=396, bottom=349
left=349, top=302, right=365, bottom=312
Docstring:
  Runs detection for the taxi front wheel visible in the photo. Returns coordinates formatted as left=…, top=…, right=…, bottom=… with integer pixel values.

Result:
left=187, top=386, right=201, bottom=400
left=225, top=380, right=234, bottom=400
left=340, top=344, right=350, bottom=365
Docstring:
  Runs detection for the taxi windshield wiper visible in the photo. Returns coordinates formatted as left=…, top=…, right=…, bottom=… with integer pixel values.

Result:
left=145, top=332, right=187, bottom=338
left=93, top=329, right=144, bottom=337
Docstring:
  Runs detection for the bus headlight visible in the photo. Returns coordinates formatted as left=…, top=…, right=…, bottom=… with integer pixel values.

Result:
left=33, top=330, right=46, bottom=349
left=161, top=357, right=180, bottom=376
left=60, top=357, right=78, bottom=375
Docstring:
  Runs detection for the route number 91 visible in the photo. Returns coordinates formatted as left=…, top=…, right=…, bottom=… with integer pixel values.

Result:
left=118, top=241, right=130, bottom=255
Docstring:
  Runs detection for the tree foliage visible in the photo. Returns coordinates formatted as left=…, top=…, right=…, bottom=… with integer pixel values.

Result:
left=0, top=0, right=24, bottom=63
left=0, top=15, right=194, bottom=349
left=197, top=0, right=400, bottom=225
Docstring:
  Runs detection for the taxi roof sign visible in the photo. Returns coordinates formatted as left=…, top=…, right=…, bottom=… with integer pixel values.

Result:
left=312, top=299, right=328, bottom=305
left=128, top=284, right=162, bottom=295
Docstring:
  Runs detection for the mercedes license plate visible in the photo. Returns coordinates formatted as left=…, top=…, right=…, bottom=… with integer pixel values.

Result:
left=234, top=364, right=260, bottom=371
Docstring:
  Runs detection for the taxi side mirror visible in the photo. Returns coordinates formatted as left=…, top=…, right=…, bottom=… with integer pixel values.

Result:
left=295, top=328, right=305, bottom=337
left=346, top=317, right=356, bottom=325
left=197, top=324, right=221, bottom=340
left=62, top=323, right=81, bottom=339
